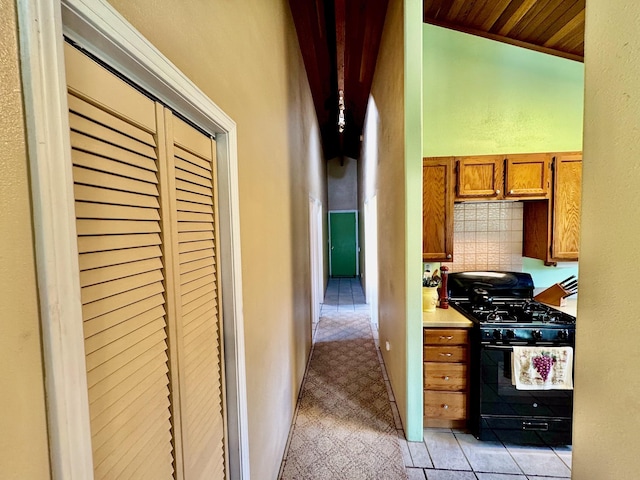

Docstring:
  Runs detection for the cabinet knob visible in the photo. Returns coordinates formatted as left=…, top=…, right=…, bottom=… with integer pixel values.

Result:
left=439, top=353, right=453, bottom=357
left=443, top=376, right=450, bottom=381
left=442, top=404, right=449, bottom=410
left=446, top=254, right=452, bottom=259
left=509, top=189, right=514, bottom=194
left=495, top=189, right=501, bottom=194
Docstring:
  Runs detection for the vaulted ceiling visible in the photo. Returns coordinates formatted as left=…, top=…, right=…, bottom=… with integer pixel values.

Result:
left=424, top=0, right=585, bottom=62
left=290, top=0, right=585, bottom=161
left=289, top=0, right=389, bottom=160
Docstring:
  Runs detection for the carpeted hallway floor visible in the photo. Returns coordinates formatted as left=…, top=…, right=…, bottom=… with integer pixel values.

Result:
left=279, top=278, right=407, bottom=480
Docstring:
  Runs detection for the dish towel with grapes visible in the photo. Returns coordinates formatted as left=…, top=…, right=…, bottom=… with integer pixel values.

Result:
left=511, top=346, right=574, bottom=390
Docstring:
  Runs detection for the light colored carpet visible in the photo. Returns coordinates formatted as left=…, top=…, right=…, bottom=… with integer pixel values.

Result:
left=280, top=311, right=408, bottom=480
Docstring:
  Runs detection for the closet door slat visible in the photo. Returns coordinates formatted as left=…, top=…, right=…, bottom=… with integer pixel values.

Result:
left=66, top=42, right=174, bottom=480
left=169, top=116, right=225, bottom=479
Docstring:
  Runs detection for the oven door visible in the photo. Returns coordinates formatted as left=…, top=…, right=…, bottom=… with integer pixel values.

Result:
left=477, top=343, right=573, bottom=444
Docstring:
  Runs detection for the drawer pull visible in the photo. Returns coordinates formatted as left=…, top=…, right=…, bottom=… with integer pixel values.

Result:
left=439, top=335, right=454, bottom=340
left=439, top=353, right=453, bottom=357
left=442, top=404, right=449, bottom=410
left=443, top=376, right=450, bottom=381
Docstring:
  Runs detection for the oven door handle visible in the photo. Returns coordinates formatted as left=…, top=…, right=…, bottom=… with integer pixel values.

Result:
left=481, top=344, right=518, bottom=350
left=481, top=343, right=559, bottom=350
left=522, top=421, right=549, bottom=432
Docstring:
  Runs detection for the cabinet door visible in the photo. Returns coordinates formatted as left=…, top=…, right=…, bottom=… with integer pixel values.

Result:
left=456, top=155, right=504, bottom=199
left=423, top=157, right=454, bottom=261
left=505, top=153, right=550, bottom=198
left=552, top=153, right=582, bottom=260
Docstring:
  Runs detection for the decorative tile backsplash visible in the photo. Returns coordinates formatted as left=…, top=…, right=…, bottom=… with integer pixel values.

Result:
left=441, top=202, right=524, bottom=273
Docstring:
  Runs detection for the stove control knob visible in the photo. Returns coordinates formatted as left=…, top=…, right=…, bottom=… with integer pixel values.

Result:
left=557, top=329, right=569, bottom=340
left=532, top=330, right=543, bottom=340
left=493, top=329, right=502, bottom=340
left=505, top=329, right=516, bottom=339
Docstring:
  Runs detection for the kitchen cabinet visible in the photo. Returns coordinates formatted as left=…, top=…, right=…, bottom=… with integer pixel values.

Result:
left=423, top=328, right=469, bottom=428
left=505, top=153, right=551, bottom=198
left=455, top=155, right=503, bottom=199
left=423, top=157, right=454, bottom=262
left=523, top=152, right=582, bottom=264
left=455, top=153, right=550, bottom=201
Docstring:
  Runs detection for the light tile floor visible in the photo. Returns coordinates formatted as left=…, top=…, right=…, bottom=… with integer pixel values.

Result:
left=324, top=277, right=573, bottom=480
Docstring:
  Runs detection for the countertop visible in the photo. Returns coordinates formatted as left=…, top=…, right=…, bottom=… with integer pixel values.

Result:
left=422, top=298, right=578, bottom=329
left=422, top=307, right=473, bottom=328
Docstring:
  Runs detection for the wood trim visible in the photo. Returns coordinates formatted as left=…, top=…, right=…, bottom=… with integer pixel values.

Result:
left=16, top=1, right=94, bottom=478
left=18, top=0, right=250, bottom=478
left=424, top=17, right=584, bottom=63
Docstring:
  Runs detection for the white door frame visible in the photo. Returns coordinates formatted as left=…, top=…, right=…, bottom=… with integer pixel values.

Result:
left=308, top=197, right=324, bottom=330
left=364, top=195, right=379, bottom=326
left=17, top=1, right=250, bottom=478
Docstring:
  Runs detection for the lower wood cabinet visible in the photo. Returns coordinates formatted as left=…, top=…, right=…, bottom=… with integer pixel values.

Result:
left=423, top=328, right=469, bottom=428
left=424, top=391, right=467, bottom=421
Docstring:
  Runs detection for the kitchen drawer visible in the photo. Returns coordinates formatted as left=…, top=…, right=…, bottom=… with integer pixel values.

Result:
left=424, top=363, right=467, bottom=391
left=423, top=345, right=467, bottom=363
left=423, top=328, right=468, bottom=346
left=424, top=391, right=467, bottom=420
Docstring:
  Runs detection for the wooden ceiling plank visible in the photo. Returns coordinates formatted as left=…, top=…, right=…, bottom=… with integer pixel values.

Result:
left=536, top=0, right=584, bottom=44
left=510, top=0, right=558, bottom=39
left=444, top=0, right=467, bottom=22
left=554, top=24, right=585, bottom=53
left=480, top=0, right=512, bottom=31
left=429, top=0, right=446, bottom=19
left=335, top=0, right=346, bottom=92
left=519, top=0, right=566, bottom=42
left=423, top=0, right=435, bottom=18
left=464, top=0, right=495, bottom=29
left=524, top=0, right=570, bottom=40
left=543, top=9, right=585, bottom=47
left=498, top=0, right=538, bottom=36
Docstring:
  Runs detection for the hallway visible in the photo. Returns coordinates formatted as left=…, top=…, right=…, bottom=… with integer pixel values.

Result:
left=279, top=277, right=407, bottom=479
left=281, top=278, right=573, bottom=479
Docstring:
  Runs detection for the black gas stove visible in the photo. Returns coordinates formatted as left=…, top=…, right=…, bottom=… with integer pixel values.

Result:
left=446, top=271, right=576, bottom=446
left=454, top=299, right=576, bottom=343
left=448, top=271, right=576, bottom=345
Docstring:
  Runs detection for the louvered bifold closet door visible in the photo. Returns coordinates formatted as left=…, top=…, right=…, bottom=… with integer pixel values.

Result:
left=65, top=44, right=174, bottom=479
left=165, top=113, right=226, bottom=479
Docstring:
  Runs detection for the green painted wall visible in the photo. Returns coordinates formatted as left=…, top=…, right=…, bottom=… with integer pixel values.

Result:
left=423, top=24, right=584, bottom=157
left=404, top=0, right=423, bottom=441
left=422, top=24, right=584, bottom=288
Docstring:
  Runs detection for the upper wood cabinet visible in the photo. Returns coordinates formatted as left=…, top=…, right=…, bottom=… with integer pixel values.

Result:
left=455, top=154, right=550, bottom=201
left=523, top=152, right=582, bottom=264
left=552, top=152, right=582, bottom=260
left=423, top=157, right=454, bottom=262
left=505, top=153, right=551, bottom=198
left=456, top=155, right=503, bottom=199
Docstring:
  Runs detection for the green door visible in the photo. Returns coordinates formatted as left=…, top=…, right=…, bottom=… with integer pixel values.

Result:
left=329, top=212, right=357, bottom=277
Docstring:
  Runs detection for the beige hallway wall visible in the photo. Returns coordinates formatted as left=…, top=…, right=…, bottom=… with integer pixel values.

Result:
left=361, top=0, right=408, bottom=429
left=0, top=0, right=52, bottom=478
left=105, top=1, right=326, bottom=477
left=574, top=1, right=640, bottom=477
